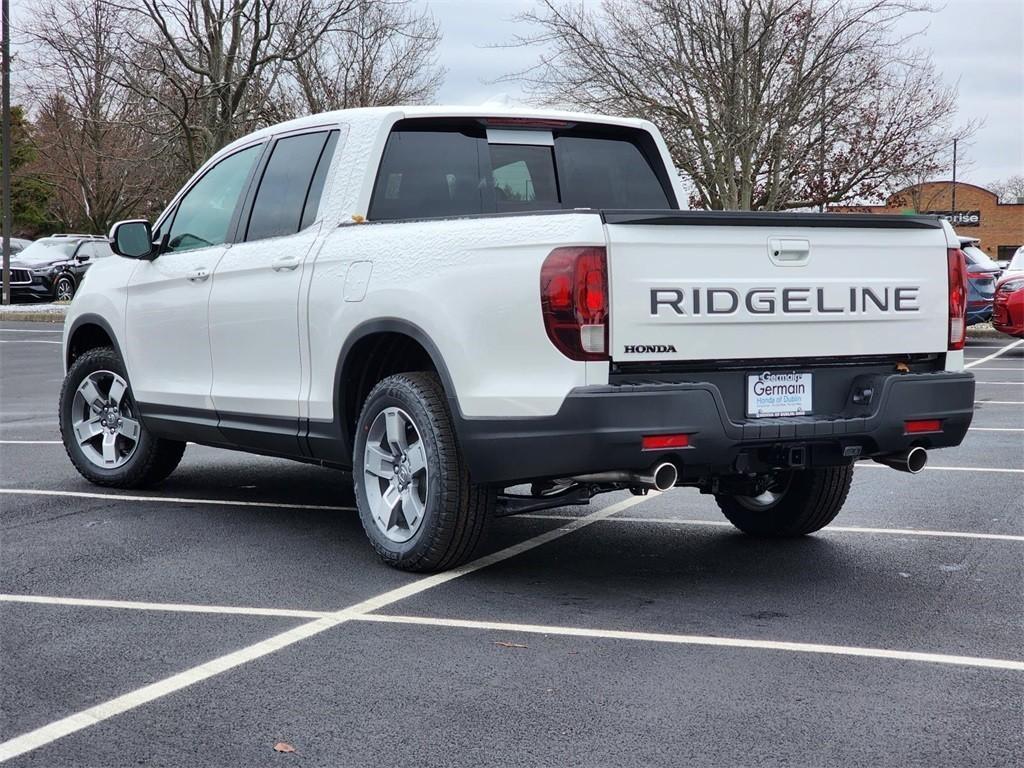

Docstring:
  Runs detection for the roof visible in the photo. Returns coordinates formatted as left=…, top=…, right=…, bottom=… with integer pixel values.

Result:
left=221, top=104, right=653, bottom=154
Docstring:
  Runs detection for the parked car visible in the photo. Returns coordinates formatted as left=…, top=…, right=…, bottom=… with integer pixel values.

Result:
left=60, top=105, right=974, bottom=571
left=10, top=235, right=112, bottom=302
left=958, top=236, right=999, bottom=325
left=993, top=247, right=1024, bottom=337
left=2, top=236, right=33, bottom=255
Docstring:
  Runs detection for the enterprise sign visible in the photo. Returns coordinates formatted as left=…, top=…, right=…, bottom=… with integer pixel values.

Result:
left=925, top=210, right=982, bottom=227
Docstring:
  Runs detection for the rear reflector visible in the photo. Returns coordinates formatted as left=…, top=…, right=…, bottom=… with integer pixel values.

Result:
left=904, top=419, right=942, bottom=434
left=642, top=434, right=690, bottom=450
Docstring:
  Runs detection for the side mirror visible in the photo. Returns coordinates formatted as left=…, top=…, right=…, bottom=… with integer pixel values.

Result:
left=109, top=220, right=155, bottom=259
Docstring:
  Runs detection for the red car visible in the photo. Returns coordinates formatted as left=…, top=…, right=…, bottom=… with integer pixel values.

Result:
left=993, top=247, right=1024, bottom=337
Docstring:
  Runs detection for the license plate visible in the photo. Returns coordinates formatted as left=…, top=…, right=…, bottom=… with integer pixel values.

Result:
left=747, top=371, right=813, bottom=418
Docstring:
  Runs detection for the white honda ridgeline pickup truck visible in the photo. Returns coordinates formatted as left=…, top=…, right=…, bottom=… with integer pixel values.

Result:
left=61, top=106, right=975, bottom=571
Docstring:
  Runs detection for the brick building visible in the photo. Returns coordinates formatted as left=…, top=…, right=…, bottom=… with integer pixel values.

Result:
left=831, top=181, right=1024, bottom=262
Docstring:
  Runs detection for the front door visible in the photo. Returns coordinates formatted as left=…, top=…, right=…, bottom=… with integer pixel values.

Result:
left=125, top=143, right=264, bottom=437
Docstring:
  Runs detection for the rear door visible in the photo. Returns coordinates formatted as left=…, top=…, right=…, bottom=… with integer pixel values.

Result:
left=208, top=128, right=339, bottom=454
left=604, top=212, right=950, bottom=363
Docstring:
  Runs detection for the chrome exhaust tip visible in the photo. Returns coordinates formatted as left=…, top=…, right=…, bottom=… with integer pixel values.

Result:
left=873, top=446, right=928, bottom=474
left=651, top=461, right=678, bottom=491
left=569, top=461, right=679, bottom=491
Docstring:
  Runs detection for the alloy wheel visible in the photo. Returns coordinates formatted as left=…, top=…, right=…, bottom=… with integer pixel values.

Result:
left=71, top=370, right=141, bottom=469
left=736, top=472, right=793, bottom=511
left=55, top=278, right=74, bottom=302
left=363, top=406, right=429, bottom=543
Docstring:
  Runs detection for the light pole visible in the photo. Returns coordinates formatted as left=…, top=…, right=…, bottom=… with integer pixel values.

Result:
left=2, top=0, right=11, bottom=306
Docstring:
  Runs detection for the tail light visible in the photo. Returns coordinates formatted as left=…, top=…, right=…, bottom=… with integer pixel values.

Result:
left=540, top=246, right=608, bottom=361
left=947, top=248, right=967, bottom=351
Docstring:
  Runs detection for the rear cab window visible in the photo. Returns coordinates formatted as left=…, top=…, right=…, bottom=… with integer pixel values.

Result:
left=368, top=118, right=675, bottom=221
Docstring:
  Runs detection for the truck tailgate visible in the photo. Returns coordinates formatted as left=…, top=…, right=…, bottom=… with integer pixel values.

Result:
left=604, top=211, right=949, bottom=362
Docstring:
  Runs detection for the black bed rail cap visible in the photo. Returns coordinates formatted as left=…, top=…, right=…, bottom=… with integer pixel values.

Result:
left=600, top=209, right=944, bottom=229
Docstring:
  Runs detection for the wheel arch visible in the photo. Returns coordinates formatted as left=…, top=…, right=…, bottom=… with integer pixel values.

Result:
left=333, top=318, right=461, bottom=459
left=66, top=313, right=124, bottom=372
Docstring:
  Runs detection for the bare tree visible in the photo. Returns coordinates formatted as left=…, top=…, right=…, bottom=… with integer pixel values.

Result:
left=287, top=0, right=444, bottom=113
left=24, top=0, right=172, bottom=231
left=989, top=175, right=1024, bottom=203
left=115, top=0, right=358, bottom=171
left=508, top=0, right=974, bottom=211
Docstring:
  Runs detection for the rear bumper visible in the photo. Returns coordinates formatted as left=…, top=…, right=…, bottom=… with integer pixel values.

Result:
left=457, top=371, right=975, bottom=485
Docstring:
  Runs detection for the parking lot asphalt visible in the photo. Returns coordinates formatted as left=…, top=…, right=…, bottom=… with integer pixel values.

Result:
left=1, top=320, right=1021, bottom=767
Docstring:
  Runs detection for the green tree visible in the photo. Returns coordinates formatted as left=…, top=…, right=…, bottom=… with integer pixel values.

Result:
left=1, top=105, right=55, bottom=237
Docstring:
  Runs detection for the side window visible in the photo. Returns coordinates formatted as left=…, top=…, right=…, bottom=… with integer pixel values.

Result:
left=79, top=242, right=112, bottom=260
left=166, top=144, right=262, bottom=253
left=369, top=128, right=488, bottom=221
left=246, top=131, right=335, bottom=242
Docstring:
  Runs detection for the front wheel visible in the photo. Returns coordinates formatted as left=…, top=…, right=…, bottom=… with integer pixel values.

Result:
left=353, top=372, right=493, bottom=572
left=60, top=347, right=186, bottom=488
left=715, top=465, right=854, bottom=537
left=53, top=275, right=76, bottom=302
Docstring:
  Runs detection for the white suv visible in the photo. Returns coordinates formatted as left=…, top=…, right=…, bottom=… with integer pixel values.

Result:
left=61, top=106, right=974, bottom=571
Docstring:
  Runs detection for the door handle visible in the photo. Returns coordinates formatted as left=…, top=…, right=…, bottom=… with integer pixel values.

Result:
left=768, top=238, right=811, bottom=266
left=272, top=256, right=300, bottom=272
left=187, top=268, right=210, bottom=282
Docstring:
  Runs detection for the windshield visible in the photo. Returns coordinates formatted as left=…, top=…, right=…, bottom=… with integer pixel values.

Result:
left=1008, top=248, right=1024, bottom=272
left=15, top=239, right=78, bottom=265
left=962, top=246, right=999, bottom=270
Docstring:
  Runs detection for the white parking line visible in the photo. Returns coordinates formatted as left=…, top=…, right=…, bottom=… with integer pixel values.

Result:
left=969, top=427, right=1024, bottom=432
left=975, top=401, right=1024, bottom=405
left=964, top=339, right=1024, bottom=369
left=355, top=614, right=1024, bottom=672
left=0, top=488, right=356, bottom=512
left=0, top=440, right=62, bottom=444
left=0, top=594, right=327, bottom=619
left=856, top=463, right=1023, bottom=474
left=975, top=382, right=1024, bottom=385
left=0, top=494, right=651, bottom=762
left=0, top=340, right=61, bottom=344
left=1, top=594, right=1017, bottom=674
left=518, top=514, right=1024, bottom=542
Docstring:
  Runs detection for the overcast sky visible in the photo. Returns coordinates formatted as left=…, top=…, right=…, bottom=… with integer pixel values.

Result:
left=428, top=0, right=1024, bottom=187
left=8, top=0, right=1023, bottom=187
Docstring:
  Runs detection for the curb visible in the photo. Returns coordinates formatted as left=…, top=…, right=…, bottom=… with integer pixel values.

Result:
left=966, top=327, right=1009, bottom=340
left=0, top=311, right=66, bottom=323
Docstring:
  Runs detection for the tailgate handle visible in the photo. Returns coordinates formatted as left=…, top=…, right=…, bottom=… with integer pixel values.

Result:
left=768, top=238, right=810, bottom=266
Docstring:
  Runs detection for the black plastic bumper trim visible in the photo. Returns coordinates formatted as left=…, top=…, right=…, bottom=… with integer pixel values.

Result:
left=454, top=371, right=975, bottom=485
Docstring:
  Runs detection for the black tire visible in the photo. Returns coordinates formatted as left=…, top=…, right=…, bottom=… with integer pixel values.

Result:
left=59, top=347, right=186, bottom=488
left=53, top=275, right=76, bottom=302
left=715, top=465, right=854, bottom=537
left=353, top=372, right=494, bottom=572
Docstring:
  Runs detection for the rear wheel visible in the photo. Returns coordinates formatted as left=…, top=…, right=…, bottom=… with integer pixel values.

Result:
left=354, top=372, right=493, bottom=572
left=60, top=347, right=186, bottom=488
left=715, top=465, right=853, bottom=537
